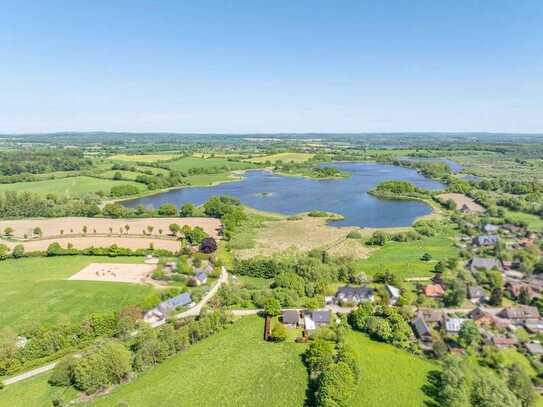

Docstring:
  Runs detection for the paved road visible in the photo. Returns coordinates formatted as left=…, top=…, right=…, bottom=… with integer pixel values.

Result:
left=4, top=266, right=229, bottom=386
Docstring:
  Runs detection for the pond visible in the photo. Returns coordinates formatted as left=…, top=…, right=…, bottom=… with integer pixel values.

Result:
left=122, top=162, right=444, bottom=228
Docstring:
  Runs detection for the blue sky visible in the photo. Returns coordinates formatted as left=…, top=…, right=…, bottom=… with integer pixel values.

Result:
left=1, top=1, right=542, bottom=133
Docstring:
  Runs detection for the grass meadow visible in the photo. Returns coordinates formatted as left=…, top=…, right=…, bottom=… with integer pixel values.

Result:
left=0, top=176, right=145, bottom=198
left=0, top=256, right=154, bottom=331
left=346, top=330, right=436, bottom=407
left=108, top=154, right=178, bottom=162
left=91, top=316, right=308, bottom=407
left=166, top=156, right=256, bottom=172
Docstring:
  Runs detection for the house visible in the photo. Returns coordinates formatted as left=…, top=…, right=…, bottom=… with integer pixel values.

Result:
left=492, top=336, right=518, bottom=349
left=483, top=224, right=499, bottom=234
left=412, top=317, right=432, bottom=344
left=502, top=260, right=521, bottom=271
left=335, top=285, right=374, bottom=304
left=527, top=276, right=543, bottom=293
left=468, top=257, right=503, bottom=273
left=157, top=292, right=193, bottom=316
left=472, top=235, right=500, bottom=247
left=498, top=305, right=540, bottom=322
left=195, top=272, right=208, bottom=285
left=524, top=319, right=543, bottom=334
left=385, top=284, right=401, bottom=305
left=467, top=286, right=486, bottom=304
left=417, top=309, right=443, bottom=325
left=304, top=310, right=330, bottom=330
left=502, top=224, right=526, bottom=235
left=281, top=310, right=301, bottom=327
left=468, top=308, right=495, bottom=327
left=525, top=341, right=543, bottom=355
left=443, top=317, right=467, bottom=335
left=423, top=284, right=445, bottom=298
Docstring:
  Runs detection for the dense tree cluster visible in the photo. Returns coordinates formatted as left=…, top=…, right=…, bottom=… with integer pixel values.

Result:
left=0, top=149, right=91, bottom=176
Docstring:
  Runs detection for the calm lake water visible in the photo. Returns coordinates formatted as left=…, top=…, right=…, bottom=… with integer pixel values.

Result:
left=123, top=162, right=444, bottom=228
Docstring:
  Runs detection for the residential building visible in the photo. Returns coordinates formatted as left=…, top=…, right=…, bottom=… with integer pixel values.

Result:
left=525, top=341, right=543, bottom=355
left=195, top=272, right=208, bottom=285
left=468, top=257, right=503, bottom=273
left=281, top=310, right=301, bottom=327
left=524, top=319, right=543, bottom=334
left=483, top=224, right=499, bottom=234
left=443, top=317, right=467, bottom=336
left=467, top=286, right=486, bottom=304
left=472, top=235, right=500, bottom=247
left=492, top=336, right=518, bottom=349
left=417, top=309, right=443, bottom=325
left=423, top=284, right=445, bottom=298
left=335, top=285, right=374, bottom=304
left=498, top=305, right=540, bottom=322
left=304, top=309, right=330, bottom=330
left=157, top=292, right=193, bottom=315
left=468, top=308, right=495, bottom=327
left=412, top=317, right=432, bottom=343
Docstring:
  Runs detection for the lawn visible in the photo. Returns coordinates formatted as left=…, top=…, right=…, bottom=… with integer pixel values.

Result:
left=185, top=172, right=242, bottom=186
left=354, top=233, right=458, bottom=280
left=0, top=373, right=79, bottom=407
left=99, top=170, right=141, bottom=180
left=91, top=316, right=308, bottom=406
left=0, top=176, right=145, bottom=198
left=346, top=330, right=436, bottom=407
left=167, top=156, right=256, bottom=172
left=0, top=256, right=154, bottom=332
left=109, top=154, right=177, bottom=162
left=246, top=152, right=314, bottom=163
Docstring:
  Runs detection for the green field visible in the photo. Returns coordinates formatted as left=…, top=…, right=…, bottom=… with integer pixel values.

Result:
left=0, top=256, right=154, bottom=331
left=109, top=154, right=178, bottom=162
left=99, top=170, right=141, bottom=180
left=0, top=373, right=79, bottom=407
left=0, top=176, right=145, bottom=198
left=167, top=156, right=256, bottom=172
left=92, top=316, right=307, bottom=406
left=355, top=233, right=458, bottom=280
left=185, top=172, right=241, bottom=186
left=346, top=330, right=436, bottom=406
left=247, top=152, right=314, bottom=163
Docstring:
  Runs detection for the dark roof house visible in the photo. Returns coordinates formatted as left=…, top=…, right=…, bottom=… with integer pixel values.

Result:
left=281, top=310, right=301, bottom=326
left=467, top=286, right=486, bottom=302
left=310, top=310, right=331, bottom=325
left=335, top=285, right=374, bottom=303
left=412, top=317, right=432, bottom=342
left=472, top=235, right=500, bottom=247
left=499, top=305, right=540, bottom=321
left=157, top=292, right=193, bottom=315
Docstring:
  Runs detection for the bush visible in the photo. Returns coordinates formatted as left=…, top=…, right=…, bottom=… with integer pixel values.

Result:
left=270, top=323, right=287, bottom=342
left=110, top=184, right=140, bottom=197
left=199, top=237, right=217, bottom=253
left=346, top=231, right=362, bottom=239
left=308, top=210, right=329, bottom=217
left=158, top=203, right=177, bottom=216
left=49, top=357, right=75, bottom=387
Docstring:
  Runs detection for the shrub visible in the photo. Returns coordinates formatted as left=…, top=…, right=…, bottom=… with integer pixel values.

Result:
left=346, top=231, right=362, bottom=239
left=110, top=184, right=140, bottom=197
left=199, top=237, right=217, bottom=253
left=308, top=210, right=329, bottom=217
left=270, top=323, right=287, bottom=342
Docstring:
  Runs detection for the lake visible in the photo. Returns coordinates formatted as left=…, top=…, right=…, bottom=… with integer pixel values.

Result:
left=123, top=162, right=444, bottom=228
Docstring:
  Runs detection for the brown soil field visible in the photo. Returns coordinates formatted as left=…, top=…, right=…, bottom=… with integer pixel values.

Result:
left=0, top=217, right=221, bottom=239
left=438, top=193, right=485, bottom=213
left=2, top=236, right=183, bottom=252
left=70, top=263, right=158, bottom=285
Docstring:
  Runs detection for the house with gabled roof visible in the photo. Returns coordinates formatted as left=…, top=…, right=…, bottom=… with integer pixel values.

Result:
left=472, top=235, right=500, bottom=247
left=335, top=285, right=373, bottom=304
left=467, top=286, right=486, bottom=304
left=385, top=284, right=401, bottom=305
left=468, top=257, right=503, bottom=273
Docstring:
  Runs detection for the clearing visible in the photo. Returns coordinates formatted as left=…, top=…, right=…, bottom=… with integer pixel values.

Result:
left=438, top=193, right=485, bottom=213
left=0, top=256, right=154, bottom=331
left=0, top=176, right=144, bottom=198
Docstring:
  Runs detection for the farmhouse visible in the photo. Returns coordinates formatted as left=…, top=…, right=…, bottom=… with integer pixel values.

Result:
left=335, top=285, right=373, bottom=304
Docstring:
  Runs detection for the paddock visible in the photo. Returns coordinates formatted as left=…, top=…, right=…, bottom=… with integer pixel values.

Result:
left=69, top=263, right=158, bottom=285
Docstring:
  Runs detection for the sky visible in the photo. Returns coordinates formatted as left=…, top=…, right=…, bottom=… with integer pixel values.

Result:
left=1, top=1, right=542, bottom=134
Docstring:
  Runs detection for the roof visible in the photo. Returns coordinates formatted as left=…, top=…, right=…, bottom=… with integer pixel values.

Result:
left=304, top=315, right=316, bottom=330
left=423, top=284, right=445, bottom=297
left=281, top=310, right=300, bottom=325
left=468, top=286, right=486, bottom=299
left=484, top=224, right=499, bottom=233
left=472, top=235, right=500, bottom=246
left=469, top=257, right=502, bottom=271
left=413, top=317, right=431, bottom=338
left=524, top=319, right=543, bottom=330
left=158, top=292, right=192, bottom=313
left=499, top=306, right=540, bottom=320
left=385, top=284, right=401, bottom=299
left=492, top=336, right=518, bottom=346
left=468, top=307, right=491, bottom=320
left=310, top=310, right=331, bottom=324
left=196, top=272, right=207, bottom=282
left=336, top=285, right=373, bottom=300
left=194, top=264, right=214, bottom=274
left=526, top=342, right=543, bottom=354
left=417, top=309, right=443, bottom=323
left=445, top=318, right=467, bottom=333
